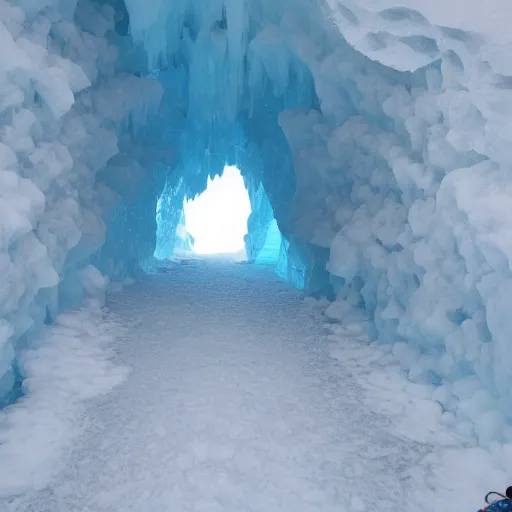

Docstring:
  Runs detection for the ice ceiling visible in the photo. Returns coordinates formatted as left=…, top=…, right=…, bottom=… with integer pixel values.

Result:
left=2, top=0, right=512, bottom=442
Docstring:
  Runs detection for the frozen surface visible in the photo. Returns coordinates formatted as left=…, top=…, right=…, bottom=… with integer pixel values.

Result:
left=0, top=0, right=162, bottom=399
left=2, top=259, right=510, bottom=511
left=0, top=297, right=127, bottom=497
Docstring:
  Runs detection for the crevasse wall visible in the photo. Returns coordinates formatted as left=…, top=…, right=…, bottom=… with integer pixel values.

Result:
left=316, top=0, right=512, bottom=443
left=3, top=0, right=512, bottom=446
left=0, top=0, right=162, bottom=396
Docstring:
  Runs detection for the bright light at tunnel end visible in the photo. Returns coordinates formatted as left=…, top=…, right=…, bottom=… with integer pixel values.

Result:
left=183, top=166, right=251, bottom=257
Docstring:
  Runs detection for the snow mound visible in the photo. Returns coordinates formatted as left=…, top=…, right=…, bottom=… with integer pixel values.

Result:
left=0, top=299, right=127, bottom=497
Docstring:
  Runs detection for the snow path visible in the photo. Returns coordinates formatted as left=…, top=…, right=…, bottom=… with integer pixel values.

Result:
left=2, top=258, right=491, bottom=511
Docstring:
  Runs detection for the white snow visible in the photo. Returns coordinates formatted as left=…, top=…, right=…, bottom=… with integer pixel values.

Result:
left=0, top=0, right=163, bottom=394
left=1, top=259, right=509, bottom=511
left=0, top=298, right=127, bottom=498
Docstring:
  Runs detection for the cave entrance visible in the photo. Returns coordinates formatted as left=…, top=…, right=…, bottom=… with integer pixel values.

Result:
left=154, top=165, right=287, bottom=268
left=183, top=166, right=251, bottom=257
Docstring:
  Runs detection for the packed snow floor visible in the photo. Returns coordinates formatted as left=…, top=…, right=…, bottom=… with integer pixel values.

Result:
left=2, top=258, right=509, bottom=512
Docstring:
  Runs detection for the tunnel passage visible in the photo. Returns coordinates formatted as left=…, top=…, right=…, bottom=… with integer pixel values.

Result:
left=160, top=165, right=252, bottom=258
left=2, top=0, right=512, bottom=447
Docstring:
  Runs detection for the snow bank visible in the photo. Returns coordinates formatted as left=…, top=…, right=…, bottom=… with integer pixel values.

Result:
left=0, top=298, right=127, bottom=497
left=315, top=296, right=512, bottom=510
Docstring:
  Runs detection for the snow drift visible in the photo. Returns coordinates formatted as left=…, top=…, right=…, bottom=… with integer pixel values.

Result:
left=1, top=0, right=512, bottom=445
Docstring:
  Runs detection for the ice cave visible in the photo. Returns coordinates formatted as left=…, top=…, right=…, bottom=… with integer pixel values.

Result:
left=1, top=0, right=512, bottom=510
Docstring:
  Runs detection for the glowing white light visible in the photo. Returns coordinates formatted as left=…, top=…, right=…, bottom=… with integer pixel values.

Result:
left=183, top=166, right=251, bottom=255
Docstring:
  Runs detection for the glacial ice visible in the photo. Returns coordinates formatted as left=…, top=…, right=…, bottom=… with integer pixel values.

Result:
left=1, top=0, right=512, bottom=450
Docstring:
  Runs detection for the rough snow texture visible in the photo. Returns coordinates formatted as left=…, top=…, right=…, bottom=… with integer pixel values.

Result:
left=0, top=297, right=127, bottom=497
left=4, top=259, right=509, bottom=511
left=314, top=0, right=512, bottom=443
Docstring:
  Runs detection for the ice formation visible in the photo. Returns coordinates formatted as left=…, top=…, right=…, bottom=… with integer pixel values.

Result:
left=1, top=0, right=512, bottom=447
left=0, top=296, right=128, bottom=496
left=0, top=0, right=158, bottom=398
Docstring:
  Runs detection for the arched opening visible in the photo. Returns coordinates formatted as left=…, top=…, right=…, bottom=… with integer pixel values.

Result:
left=154, top=165, right=289, bottom=267
left=183, top=166, right=251, bottom=257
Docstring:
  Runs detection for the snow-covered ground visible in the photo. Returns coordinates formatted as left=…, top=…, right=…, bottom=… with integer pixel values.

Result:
left=1, top=258, right=509, bottom=511
left=0, top=298, right=128, bottom=498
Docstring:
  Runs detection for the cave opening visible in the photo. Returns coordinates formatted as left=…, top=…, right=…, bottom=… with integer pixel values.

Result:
left=183, top=165, right=251, bottom=257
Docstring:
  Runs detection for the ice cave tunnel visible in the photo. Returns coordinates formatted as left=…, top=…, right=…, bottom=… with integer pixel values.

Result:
left=2, top=0, right=512, bottom=508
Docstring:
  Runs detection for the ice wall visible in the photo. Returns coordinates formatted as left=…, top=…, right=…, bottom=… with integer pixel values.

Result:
left=312, top=0, right=512, bottom=442
left=0, top=0, right=163, bottom=398
left=154, top=175, right=187, bottom=260
left=244, top=180, right=279, bottom=263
